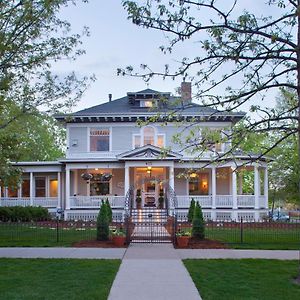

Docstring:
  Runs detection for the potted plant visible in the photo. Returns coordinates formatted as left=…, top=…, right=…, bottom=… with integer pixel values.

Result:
left=136, top=189, right=142, bottom=209
left=176, top=229, right=191, bottom=247
left=158, top=189, right=164, bottom=209
left=111, top=228, right=126, bottom=246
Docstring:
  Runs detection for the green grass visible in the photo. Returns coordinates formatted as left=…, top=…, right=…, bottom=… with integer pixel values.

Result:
left=0, top=258, right=121, bottom=300
left=0, top=223, right=97, bottom=247
left=205, top=226, right=300, bottom=250
left=184, top=259, right=300, bottom=300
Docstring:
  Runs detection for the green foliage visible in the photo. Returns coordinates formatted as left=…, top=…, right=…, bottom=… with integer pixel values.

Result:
left=96, top=200, right=109, bottom=241
left=105, top=198, right=113, bottom=223
left=136, top=189, right=142, bottom=203
left=0, top=206, right=50, bottom=222
left=158, top=189, right=164, bottom=208
left=192, top=202, right=205, bottom=240
left=187, top=198, right=195, bottom=223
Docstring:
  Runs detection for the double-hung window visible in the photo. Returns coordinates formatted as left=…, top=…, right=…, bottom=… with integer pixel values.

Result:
left=90, top=128, right=110, bottom=151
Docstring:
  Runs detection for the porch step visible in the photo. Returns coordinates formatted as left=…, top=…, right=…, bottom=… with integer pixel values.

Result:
left=131, top=209, right=168, bottom=224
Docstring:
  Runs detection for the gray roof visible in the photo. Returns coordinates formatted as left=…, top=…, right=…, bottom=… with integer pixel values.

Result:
left=55, top=88, right=245, bottom=122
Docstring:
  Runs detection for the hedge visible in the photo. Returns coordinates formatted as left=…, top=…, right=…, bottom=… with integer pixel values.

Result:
left=0, top=206, right=50, bottom=222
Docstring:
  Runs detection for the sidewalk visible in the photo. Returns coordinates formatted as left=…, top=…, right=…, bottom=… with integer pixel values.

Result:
left=108, top=244, right=202, bottom=300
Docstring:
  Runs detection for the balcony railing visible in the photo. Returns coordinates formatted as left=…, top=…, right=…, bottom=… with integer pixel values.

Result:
left=0, top=197, right=59, bottom=208
left=69, top=195, right=125, bottom=209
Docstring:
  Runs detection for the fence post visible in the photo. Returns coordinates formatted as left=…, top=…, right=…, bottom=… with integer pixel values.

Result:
left=125, top=215, right=130, bottom=245
left=173, top=214, right=178, bottom=246
left=56, top=217, right=59, bottom=243
left=240, top=217, right=243, bottom=244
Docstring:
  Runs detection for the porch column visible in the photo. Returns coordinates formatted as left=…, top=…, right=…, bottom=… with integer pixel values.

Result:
left=124, top=165, right=130, bottom=194
left=74, top=169, right=78, bottom=195
left=30, top=172, right=34, bottom=206
left=57, top=172, right=61, bottom=209
left=232, top=168, right=237, bottom=220
left=211, top=166, right=217, bottom=221
left=254, top=164, right=260, bottom=209
left=238, top=172, right=243, bottom=195
left=169, top=165, right=174, bottom=190
left=264, top=167, right=268, bottom=209
left=65, top=168, right=70, bottom=210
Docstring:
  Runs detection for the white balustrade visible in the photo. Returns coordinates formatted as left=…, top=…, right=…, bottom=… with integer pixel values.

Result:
left=70, top=195, right=125, bottom=208
left=176, top=196, right=212, bottom=208
left=237, top=195, right=255, bottom=207
left=215, top=195, right=233, bottom=207
left=0, top=197, right=58, bottom=207
left=259, top=195, right=266, bottom=208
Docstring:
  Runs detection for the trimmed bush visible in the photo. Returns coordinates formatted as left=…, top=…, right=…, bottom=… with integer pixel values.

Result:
left=192, top=202, right=205, bottom=240
left=0, top=206, right=50, bottom=222
left=187, top=198, right=195, bottom=223
left=96, top=200, right=109, bottom=241
left=105, top=198, right=112, bottom=223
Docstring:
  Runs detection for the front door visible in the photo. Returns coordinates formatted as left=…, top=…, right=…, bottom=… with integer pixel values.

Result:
left=143, top=180, right=157, bottom=207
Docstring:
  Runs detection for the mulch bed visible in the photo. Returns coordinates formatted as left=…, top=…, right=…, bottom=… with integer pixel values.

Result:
left=175, top=238, right=228, bottom=249
left=72, top=239, right=127, bottom=248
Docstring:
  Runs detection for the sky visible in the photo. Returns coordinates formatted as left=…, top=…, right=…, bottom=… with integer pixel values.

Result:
left=54, top=0, right=287, bottom=113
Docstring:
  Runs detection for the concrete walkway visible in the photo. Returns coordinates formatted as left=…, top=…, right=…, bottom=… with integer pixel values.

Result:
left=0, top=247, right=125, bottom=259
left=108, top=244, right=202, bottom=300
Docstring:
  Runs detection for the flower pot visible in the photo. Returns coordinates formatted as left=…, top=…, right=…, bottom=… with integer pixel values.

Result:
left=112, top=236, right=126, bottom=247
left=176, top=236, right=190, bottom=247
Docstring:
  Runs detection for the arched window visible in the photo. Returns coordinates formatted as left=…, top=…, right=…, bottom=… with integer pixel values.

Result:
left=143, top=127, right=155, bottom=145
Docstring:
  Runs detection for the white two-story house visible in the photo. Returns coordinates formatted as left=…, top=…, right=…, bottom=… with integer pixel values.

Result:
left=0, top=83, right=269, bottom=221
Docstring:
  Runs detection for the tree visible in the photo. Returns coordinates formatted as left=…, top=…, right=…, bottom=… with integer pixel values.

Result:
left=0, top=0, right=92, bottom=184
left=106, top=198, right=113, bottom=223
left=187, top=197, right=195, bottom=223
left=192, top=202, right=205, bottom=240
left=121, top=0, right=299, bottom=184
left=96, top=200, right=109, bottom=241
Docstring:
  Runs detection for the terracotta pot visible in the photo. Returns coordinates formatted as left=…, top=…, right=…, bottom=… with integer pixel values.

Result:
left=176, top=236, right=190, bottom=247
left=112, top=236, right=126, bottom=247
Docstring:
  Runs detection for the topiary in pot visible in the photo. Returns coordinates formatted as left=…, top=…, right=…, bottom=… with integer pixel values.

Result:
left=187, top=198, right=195, bottom=223
left=158, top=189, right=164, bottom=209
left=96, top=200, right=109, bottom=241
left=192, top=201, right=205, bottom=240
left=136, top=189, right=142, bottom=209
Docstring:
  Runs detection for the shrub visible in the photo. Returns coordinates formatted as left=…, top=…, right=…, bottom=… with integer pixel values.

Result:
left=158, top=189, right=164, bottom=209
left=105, top=198, right=113, bottom=223
left=192, top=202, right=205, bottom=240
left=187, top=198, right=195, bottom=223
left=96, top=200, right=109, bottom=241
left=0, top=206, right=50, bottom=222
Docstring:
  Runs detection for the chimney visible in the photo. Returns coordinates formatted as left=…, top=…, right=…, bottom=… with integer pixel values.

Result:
left=108, top=94, right=112, bottom=102
left=181, top=81, right=192, bottom=104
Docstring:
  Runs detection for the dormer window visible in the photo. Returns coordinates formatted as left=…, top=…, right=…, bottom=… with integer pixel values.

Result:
left=140, top=100, right=154, bottom=108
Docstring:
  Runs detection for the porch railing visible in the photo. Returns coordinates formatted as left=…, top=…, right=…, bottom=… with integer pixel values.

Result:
left=176, top=196, right=212, bottom=208
left=215, top=195, right=233, bottom=207
left=69, top=195, right=125, bottom=209
left=237, top=195, right=255, bottom=207
left=0, top=197, right=59, bottom=208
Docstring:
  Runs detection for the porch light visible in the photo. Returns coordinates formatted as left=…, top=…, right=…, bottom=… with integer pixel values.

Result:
left=190, top=173, right=198, bottom=178
left=146, top=166, right=152, bottom=176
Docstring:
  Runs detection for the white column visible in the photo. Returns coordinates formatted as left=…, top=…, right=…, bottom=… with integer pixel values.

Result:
left=254, top=164, right=260, bottom=209
left=232, top=169, right=237, bottom=209
left=30, top=172, right=34, bottom=206
left=211, top=167, right=217, bottom=221
left=74, top=169, right=78, bottom=195
left=169, top=164, right=174, bottom=190
left=124, top=165, right=130, bottom=195
left=238, top=172, right=243, bottom=195
left=57, top=172, right=61, bottom=209
left=264, top=167, right=269, bottom=209
left=65, top=168, right=70, bottom=210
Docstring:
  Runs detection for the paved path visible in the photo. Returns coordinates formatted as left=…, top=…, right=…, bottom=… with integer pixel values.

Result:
left=108, top=244, right=202, bottom=300
left=0, top=247, right=125, bottom=259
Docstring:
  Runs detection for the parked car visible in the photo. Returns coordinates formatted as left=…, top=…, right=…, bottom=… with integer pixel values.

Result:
left=271, top=211, right=290, bottom=222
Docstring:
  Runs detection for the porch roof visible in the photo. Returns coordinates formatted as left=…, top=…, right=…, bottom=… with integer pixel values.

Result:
left=117, top=145, right=182, bottom=161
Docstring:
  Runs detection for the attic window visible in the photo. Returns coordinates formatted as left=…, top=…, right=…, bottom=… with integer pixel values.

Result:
left=140, top=100, right=154, bottom=108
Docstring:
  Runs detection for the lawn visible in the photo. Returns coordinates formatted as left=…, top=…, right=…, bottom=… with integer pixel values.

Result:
left=0, top=223, right=97, bottom=247
left=0, top=258, right=121, bottom=300
left=184, top=259, right=300, bottom=300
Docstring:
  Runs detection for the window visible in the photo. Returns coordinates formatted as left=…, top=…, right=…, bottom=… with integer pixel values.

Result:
left=35, top=178, right=46, bottom=197
left=157, top=134, right=165, bottom=147
left=49, top=179, right=58, bottom=197
left=22, top=179, right=30, bottom=197
left=134, top=135, right=141, bottom=149
left=140, top=100, right=154, bottom=108
left=143, top=127, right=155, bottom=145
left=90, top=128, right=110, bottom=152
left=189, top=173, right=209, bottom=195
left=90, top=180, right=110, bottom=196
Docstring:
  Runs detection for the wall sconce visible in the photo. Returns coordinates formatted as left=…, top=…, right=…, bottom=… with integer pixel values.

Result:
left=202, top=181, right=208, bottom=189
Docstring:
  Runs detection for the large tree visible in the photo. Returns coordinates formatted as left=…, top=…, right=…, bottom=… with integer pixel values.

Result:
left=121, top=0, right=299, bottom=195
left=0, top=0, right=92, bottom=184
